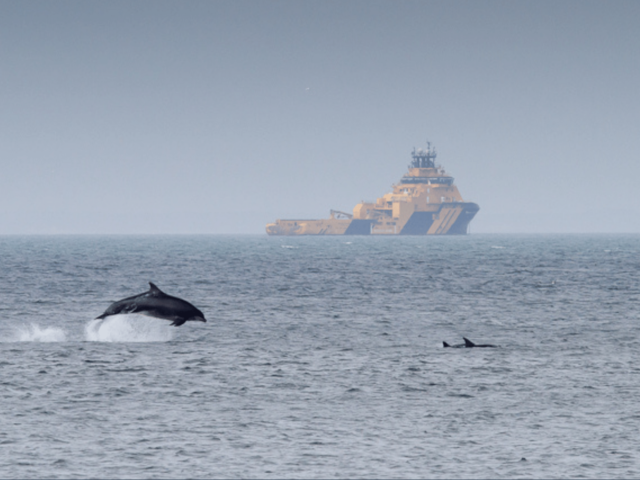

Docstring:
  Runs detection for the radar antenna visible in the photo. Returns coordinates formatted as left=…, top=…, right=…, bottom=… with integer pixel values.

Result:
left=409, top=140, right=437, bottom=168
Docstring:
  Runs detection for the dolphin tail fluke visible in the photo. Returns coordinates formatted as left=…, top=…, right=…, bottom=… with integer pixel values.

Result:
left=443, top=341, right=451, bottom=348
left=96, top=313, right=108, bottom=320
left=463, top=337, right=475, bottom=347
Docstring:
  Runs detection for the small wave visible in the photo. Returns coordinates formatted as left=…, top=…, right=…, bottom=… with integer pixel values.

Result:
left=280, top=245, right=297, bottom=249
left=11, top=324, right=67, bottom=342
left=491, top=245, right=505, bottom=249
left=85, top=315, right=174, bottom=342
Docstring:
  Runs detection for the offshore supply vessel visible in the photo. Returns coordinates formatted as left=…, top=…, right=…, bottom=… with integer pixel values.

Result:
left=266, top=142, right=479, bottom=235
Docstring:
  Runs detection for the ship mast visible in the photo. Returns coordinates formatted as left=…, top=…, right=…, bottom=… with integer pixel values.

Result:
left=410, top=141, right=437, bottom=168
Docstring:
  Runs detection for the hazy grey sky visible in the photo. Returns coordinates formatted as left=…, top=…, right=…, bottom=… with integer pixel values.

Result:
left=1, top=1, right=638, bottom=234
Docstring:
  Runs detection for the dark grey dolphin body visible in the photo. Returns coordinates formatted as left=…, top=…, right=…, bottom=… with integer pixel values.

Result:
left=443, top=337, right=497, bottom=348
left=463, top=337, right=497, bottom=348
left=96, top=282, right=207, bottom=327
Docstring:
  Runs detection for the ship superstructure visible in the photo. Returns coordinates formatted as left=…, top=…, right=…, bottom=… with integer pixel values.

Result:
left=266, top=142, right=479, bottom=235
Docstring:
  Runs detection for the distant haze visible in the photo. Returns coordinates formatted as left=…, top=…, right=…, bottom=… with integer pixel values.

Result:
left=1, top=1, right=638, bottom=234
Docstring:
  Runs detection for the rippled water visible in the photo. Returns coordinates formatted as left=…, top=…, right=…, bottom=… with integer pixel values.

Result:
left=1, top=234, right=639, bottom=478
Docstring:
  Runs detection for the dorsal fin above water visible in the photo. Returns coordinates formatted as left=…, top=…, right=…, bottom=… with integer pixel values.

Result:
left=463, top=337, right=475, bottom=347
left=443, top=341, right=451, bottom=348
left=148, top=282, right=165, bottom=295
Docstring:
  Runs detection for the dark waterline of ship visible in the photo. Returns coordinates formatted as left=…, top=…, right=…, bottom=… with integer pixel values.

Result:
left=1, top=234, right=639, bottom=479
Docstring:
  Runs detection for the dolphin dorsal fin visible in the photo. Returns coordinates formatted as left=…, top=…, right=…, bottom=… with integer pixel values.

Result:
left=148, top=282, right=165, bottom=295
left=463, top=337, right=475, bottom=347
left=443, top=341, right=451, bottom=348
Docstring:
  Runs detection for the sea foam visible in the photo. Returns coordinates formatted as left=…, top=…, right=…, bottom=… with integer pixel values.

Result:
left=85, top=315, right=174, bottom=342
left=12, top=324, right=67, bottom=342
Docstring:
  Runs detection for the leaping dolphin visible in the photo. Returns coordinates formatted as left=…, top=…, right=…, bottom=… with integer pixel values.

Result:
left=96, top=282, right=207, bottom=327
left=443, top=337, right=497, bottom=348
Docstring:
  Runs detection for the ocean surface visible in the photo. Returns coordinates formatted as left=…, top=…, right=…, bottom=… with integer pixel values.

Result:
left=1, top=234, right=639, bottom=479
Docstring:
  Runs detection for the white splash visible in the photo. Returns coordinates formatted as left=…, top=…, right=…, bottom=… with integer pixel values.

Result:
left=85, top=315, right=174, bottom=342
left=13, top=324, right=67, bottom=342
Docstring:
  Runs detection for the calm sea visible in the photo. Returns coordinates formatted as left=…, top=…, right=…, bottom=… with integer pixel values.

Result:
left=1, top=234, right=639, bottom=479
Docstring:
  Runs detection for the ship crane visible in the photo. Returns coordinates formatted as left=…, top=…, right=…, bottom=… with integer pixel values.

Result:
left=330, top=209, right=353, bottom=219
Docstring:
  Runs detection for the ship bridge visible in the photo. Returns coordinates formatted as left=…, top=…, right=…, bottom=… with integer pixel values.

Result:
left=400, top=176, right=454, bottom=185
left=402, top=142, right=454, bottom=185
